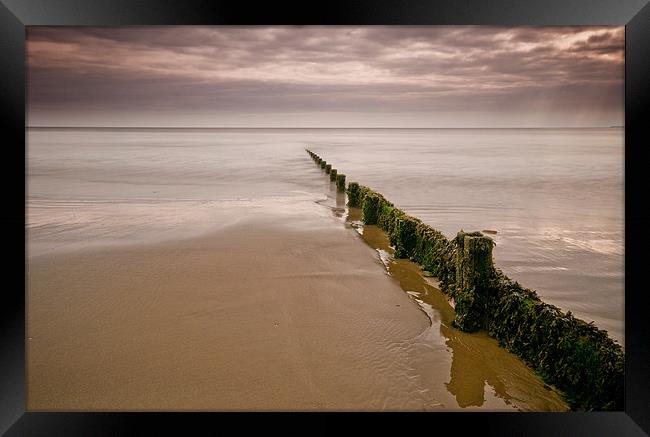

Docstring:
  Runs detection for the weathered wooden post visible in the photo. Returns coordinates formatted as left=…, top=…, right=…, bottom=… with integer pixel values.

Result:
left=452, top=231, right=495, bottom=332
left=347, top=182, right=361, bottom=207
left=320, top=160, right=327, bottom=169
left=325, top=164, right=332, bottom=174
left=394, top=215, right=420, bottom=259
left=361, top=191, right=381, bottom=224
left=336, top=173, right=346, bottom=192
left=330, top=168, right=337, bottom=181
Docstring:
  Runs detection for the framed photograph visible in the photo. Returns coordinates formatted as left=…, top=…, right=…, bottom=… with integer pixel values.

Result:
left=2, top=0, right=649, bottom=434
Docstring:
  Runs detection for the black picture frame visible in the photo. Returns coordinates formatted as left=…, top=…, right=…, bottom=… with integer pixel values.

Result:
left=2, top=0, right=649, bottom=435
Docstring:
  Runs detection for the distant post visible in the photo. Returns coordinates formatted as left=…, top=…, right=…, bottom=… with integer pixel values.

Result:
left=336, top=173, right=346, bottom=192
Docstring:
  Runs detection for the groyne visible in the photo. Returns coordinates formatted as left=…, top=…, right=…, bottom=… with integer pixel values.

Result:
left=306, top=149, right=624, bottom=411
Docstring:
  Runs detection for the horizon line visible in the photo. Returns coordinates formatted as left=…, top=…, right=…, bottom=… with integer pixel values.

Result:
left=26, top=125, right=624, bottom=129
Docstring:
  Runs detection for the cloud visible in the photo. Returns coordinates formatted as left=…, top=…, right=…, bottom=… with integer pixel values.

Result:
left=26, top=26, right=624, bottom=126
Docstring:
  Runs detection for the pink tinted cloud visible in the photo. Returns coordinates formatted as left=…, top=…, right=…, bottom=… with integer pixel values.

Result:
left=27, top=26, right=624, bottom=126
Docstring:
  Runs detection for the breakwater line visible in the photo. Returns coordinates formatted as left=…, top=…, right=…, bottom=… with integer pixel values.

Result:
left=305, top=149, right=623, bottom=411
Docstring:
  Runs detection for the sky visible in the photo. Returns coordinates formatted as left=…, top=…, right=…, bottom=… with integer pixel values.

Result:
left=26, top=26, right=624, bottom=128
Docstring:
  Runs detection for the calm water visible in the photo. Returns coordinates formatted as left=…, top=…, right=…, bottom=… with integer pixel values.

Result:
left=27, top=127, right=624, bottom=344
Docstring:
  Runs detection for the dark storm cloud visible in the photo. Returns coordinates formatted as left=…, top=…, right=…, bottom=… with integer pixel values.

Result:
left=26, top=26, right=624, bottom=126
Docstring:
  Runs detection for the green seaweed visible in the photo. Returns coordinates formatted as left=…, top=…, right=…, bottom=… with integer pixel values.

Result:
left=336, top=173, right=346, bottom=192
left=360, top=191, right=384, bottom=224
left=346, top=182, right=362, bottom=207
left=485, top=270, right=624, bottom=411
left=451, top=232, right=495, bottom=332
left=393, top=215, right=420, bottom=258
left=412, top=222, right=455, bottom=290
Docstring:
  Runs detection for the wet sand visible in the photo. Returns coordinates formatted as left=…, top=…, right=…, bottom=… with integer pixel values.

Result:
left=27, top=193, right=568, bottom=411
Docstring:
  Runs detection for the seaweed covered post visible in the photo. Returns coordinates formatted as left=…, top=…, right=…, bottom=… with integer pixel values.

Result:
left=321, top=160, right=327, bottom=169
left=393, top=215, right=420, bottom=259
left=452, top=231, right=495, bottom=333
left=330, top=168, right=337, bottom=181
left=412, top=223, right=455, bottom=291
left=325, top=164, right=332, bottom=174
left=486, top=272, right=625, bottom=411
left=361, top=191, right=382, bottom=224
left=347, top=182, right=361, bottom=207
left=336, top=173, right=346, bottom=192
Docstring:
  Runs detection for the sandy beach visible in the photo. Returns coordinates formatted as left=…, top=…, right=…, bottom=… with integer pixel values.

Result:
left=27, top=192, right=567, bottom=411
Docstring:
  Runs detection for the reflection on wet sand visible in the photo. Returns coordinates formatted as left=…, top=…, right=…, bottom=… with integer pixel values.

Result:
left=321, top=184, right=568, bottom=411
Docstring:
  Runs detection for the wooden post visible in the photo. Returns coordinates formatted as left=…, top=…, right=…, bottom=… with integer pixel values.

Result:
left=361, top=191, right=381, bottom=224
left=336, top=173, right=346, bottom=192
left=452, top=231, right=495, bottom=332
left=346, top=182, right=361, bottom=207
